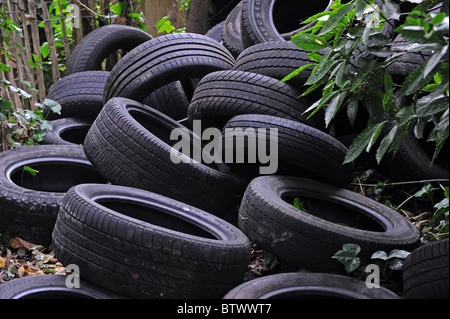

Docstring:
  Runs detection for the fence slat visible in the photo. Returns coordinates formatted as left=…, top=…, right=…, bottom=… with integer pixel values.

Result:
left=41, top=0, right=61, bottom=84
left=28, top=0, right=47, bottom=100
left=19, top=0, right=38, bottom=109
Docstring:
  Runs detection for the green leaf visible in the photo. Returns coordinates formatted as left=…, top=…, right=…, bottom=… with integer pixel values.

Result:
left=344, top=122, right=386, bottom=164
left=280, top=64, right=314, bottom=83
left=347, top=94, right=359, bottom=126
left=110, top=2, right=124, bottom=15
left=23, top=166, right=39, bottom=177
left=376, top=125, right=396, bottom=164
left=395, top=106, right=416, bottom=126
left=423, top=44, right=449, bottom=77
left=382, top=0, right=400, bottom=20
left=399, top=63, right=437, bottom=96
left=43, top=98, right=61, bottom=115
left=325, top=91, right=347, bottom=127
left=342, top=243, right=361, bottom=256
left=387, top=249, right=410, bottom=260
left=319, top=3, right=355, bottom=35
left=371, top=250, right=388, bottom=260
left=332, top=244, right=361, bottom=274
left=388, top=258, right=405, bottom=271
left=349, top=60, right=377, bottom=92
left=291, top=34, right=329, bottom=51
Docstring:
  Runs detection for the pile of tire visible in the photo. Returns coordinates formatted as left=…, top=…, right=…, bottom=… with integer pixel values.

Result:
left=0, top=0, right=447, bottom=299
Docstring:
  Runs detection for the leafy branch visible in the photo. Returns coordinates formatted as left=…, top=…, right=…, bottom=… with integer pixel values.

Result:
left=286, top=0, right=449, bottom=165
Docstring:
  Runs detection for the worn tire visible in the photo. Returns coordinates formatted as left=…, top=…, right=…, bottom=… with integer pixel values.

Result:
left=188, top=70, right=324, bottom=131
left=0, top=275, right=124, bottom=299
left=103, top=33, right=235, bottom=104
left=234, top=41, right=317, bottom=90
left=238, top=176, right=421, bottom=273
left=83, top=97, right=244, bottom=218
left=45, top=71, right=109, bottom=120
left=222, top=1, right=245, bottom=58
left=240, top=0, right=332, bottom=48
left=221, top=114, right=353, bottom=187
left=223, top=272, right=400, bottom=299
left=402, top=238, right=449, bottom=299
left=64, top=24, right=151, bottom=75
left=0, top=145, right=107, bottom=245
left=52, top=184, right=251, bottom=299
left=42, top=118, right=92, bottom=146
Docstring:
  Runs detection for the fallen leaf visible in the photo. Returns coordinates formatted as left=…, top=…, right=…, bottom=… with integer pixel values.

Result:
left=0, top=257, right=5, bottom=268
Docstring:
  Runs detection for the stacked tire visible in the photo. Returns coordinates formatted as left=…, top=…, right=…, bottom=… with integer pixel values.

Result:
left=1, top=0, right=445, bottom=299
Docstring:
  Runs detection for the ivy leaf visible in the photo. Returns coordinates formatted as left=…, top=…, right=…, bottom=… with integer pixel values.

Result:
left=43, top=98, right=61, bottom=115
left=371, top=250, right=388, bottom=261
left=387, top=249, right=410, bottom=260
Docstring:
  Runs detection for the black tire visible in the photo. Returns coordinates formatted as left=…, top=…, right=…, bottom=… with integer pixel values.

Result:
left=0, top=145, right=108, bottom=245
left=240, top=0, right=332, bottom=48
left=45, top=71, right=109, bottom=120
left=103, top=33, right=235, bottom=104
left=142, top=81, right=190, bottom=122
left=0, top=275, right=124, bottom=299
left=52, top=184, right=251, bottom=299
left=402, top=239, right=449, bottom=299
left=42, top=118, right=92, bottom=146
left=238, top=176, right=421, bottom=273
left=64, top=24, right=151, bottom=76
left=221, top=114, right=353, bottom=187
left=234, top=41, right=317, bottom=90
left=222, top=1, right=245, bottom=58
left=205, top=21, right=225, bottom=43
left=223, top=272, right=400, bottom=299
left=83, top=97, right=244, bottom=218
left=188, top=70, right=324, bottom=131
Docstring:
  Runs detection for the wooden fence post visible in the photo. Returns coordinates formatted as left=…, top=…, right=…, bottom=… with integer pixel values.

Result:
left=28, top=0, right=47, bottom=100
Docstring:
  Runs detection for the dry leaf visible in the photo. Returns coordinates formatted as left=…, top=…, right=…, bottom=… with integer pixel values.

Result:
left=0, top=257, right=5, bottom=268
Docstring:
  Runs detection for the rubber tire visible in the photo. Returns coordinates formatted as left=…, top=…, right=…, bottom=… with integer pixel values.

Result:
left=221, top=114, right=353, bottom=187
left=402, top=238, right=449, bottom=299
left=42, top=118, right=92, bottom=146
left=0, top=145, right=107, bottom=245
left=52, top=184, right=251, bottom=299
left=83, top=97, right=244, bottom=218
left=188, top=70, right=324, bottom=131
left=240, top=0, right=332, bottom=48
left=205, top=21, right=225, bottom=44
left=64, top=24, right=151, bottom=76
left=0, top=275, right=124, bottom=299
left=222, top=1, right=245, bottom=58
left=223, top=272, right=400, bottom=299
left=238, top=176, right=421, bottom=273
left=234, top=41, right=317, bottom=91
left=103, top=33, right=235, bottom=104
left=45, top=71, right=109, bottom=120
